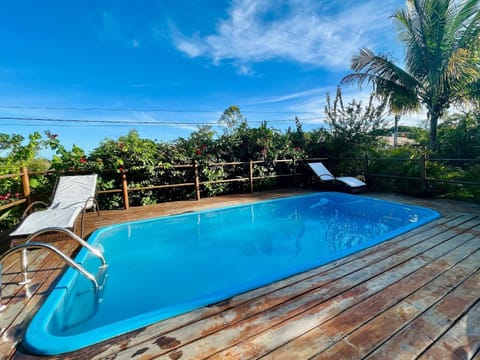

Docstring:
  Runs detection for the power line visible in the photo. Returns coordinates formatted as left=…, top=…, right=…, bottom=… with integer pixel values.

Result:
left=0, top=104, right=321, bottom=115
left=0, top=115, right=325, bottom=126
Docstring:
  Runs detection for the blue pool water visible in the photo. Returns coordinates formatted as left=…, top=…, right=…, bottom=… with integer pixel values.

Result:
left=24, top=192, right=440, bottom=354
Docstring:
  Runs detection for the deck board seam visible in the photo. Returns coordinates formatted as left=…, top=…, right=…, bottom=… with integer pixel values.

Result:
left=103, top=222, right=461, bottom=358
left=413, top=270, right=480, bottom=359
left=156, top=223, right=479, bottom=359
left=85, top=218, right=469, bottom=358
left=306, top=243, right=480, bottom=359
left=215, top=226, right=480, bottom=359
left=359, top=252, right=480, bottom=359
left=86, top=217, right=479, bottom=359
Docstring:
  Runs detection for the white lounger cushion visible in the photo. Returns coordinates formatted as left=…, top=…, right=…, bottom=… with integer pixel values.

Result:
left=308, top=162, right=366, bottom=188
left=50, top=174, right=97, bottom=209
left=10, top=207, right=83, bottom=237
left=335, top=176, right=367, bottom=188
left=10, top=174, right=98, bottom=237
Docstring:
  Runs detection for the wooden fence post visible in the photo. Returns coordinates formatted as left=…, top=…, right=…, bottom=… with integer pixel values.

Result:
left=293, top=158, right=297, bottom=186
left=193, top=160, right=201, bottom=200
left=21, top=166, right=31, bottom=205
left=249, top=160, right=254, bottom=193
left=122, top=173, right=129, bottom=209
left=364, top=154, right=369, bottom=183
left=421, top=154, right=427, bottom=195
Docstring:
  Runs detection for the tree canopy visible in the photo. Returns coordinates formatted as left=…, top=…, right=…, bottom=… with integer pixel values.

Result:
left=343, top=0, right=480, bottom=152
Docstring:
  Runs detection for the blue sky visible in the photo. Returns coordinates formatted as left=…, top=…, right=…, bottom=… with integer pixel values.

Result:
left=0, top=0, right=417, bottom=157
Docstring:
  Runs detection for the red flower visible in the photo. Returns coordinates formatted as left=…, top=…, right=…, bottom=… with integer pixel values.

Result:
left=15, top=193, right=21, bottom=198
left=46, top=131, right=58, bottom=139
left=79, top=158, right=87, bottom=164
left=195, top=149, right=202, bottom=155
left=118, top=166, right=125, bottom=173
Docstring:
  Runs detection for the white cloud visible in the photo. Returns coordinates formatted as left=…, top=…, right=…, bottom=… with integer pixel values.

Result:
left=98, top=11, right=141, bottom=48
left=133, top=112, right=203, bottom=132
left=245, top=87, right=329, bottom=105
left=171, top=0, right=403, bottom=73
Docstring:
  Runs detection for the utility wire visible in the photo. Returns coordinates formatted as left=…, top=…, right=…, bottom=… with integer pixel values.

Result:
left=0, top=115, right=325, bottom=126
left=0, top=105, right=321, bottom=115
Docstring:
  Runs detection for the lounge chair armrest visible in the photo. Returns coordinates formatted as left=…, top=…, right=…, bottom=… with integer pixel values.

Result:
left=21, top=201, right=49, bottom=219
left=80, top=196, right=100, bottom=238
left=83, top=196, right=100, bottom=212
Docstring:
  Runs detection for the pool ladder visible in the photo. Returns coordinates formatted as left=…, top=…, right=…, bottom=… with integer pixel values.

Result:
left=0, top=228, right=108, bottom=312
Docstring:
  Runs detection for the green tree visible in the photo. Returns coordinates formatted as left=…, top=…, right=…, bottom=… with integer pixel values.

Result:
left=218, top=105, right=246, bottom=133
left=343, top=0, right=480, bottom=151
left=90, top=130, right=160, bottom=207
left=324, top=87, right=388, bottom=156
left=437, top=112, right=480, bottom=158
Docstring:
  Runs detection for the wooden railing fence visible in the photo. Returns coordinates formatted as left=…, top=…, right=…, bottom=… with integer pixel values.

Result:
left=0, top=158, right=326, bottom=212
left=1, top=156, right=479, bottom=214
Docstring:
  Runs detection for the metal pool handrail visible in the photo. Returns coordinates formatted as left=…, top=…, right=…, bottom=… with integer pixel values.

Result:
left=0, top=242, right=99, bottom=312
left=18, top=227, right=107, bottom=285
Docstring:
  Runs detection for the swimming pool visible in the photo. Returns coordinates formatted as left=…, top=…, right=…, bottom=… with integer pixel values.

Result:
left=23, top=192, right=440, bottom=355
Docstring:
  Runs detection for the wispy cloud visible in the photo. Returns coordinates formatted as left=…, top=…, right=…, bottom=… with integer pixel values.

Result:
left=171, top=0, right=402, bottom=74
left=244, top=87, right=330, bottom=106
left=98, top=10, right=141, bottom=48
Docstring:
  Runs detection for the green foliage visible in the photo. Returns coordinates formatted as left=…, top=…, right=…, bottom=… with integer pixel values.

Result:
left=89, top=129, right=162, bottom=208
left=324, top=87, right=388, bottom=156
left=218, top=105, right=246, bottom=133
left=437, top=112, right=480, bottom=159
left=343, top=0, right=480, bottom=151
left=0, top=131, right=58, bottom=231
left=2, top=100, right=480, bottom=233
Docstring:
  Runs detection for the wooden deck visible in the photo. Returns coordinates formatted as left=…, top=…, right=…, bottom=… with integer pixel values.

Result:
left=1, top=189, right=480, bottom=359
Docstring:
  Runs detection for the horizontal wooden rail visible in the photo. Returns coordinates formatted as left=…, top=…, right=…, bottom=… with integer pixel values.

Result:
left=0, top=173, right=23, bottom=180
left=208, top=161, right=248, bottom=166
left=97, top=189, right=123, bottom=194
left=368, top=174, right=423, bottom=181
left=0, top=198, right=27, bottom=212
left=429, top=158, right=480, bottom=162
left=201, top=178, right=249, bottom=186
left=426, top=178, right=480, bottom=186
left=127, top=183, right=195, bottom=191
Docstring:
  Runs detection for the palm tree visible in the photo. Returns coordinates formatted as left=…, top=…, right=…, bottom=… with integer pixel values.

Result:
left=342, top=0, right=480, bottom=151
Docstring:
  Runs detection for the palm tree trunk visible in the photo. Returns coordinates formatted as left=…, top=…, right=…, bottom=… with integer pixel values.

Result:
left=429, top=113, right=439, bottom=152
left=394, top=114, right=400, bottom=148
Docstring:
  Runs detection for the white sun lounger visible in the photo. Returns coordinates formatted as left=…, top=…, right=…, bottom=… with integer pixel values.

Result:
left=10, top=174, right=98, bottom=237
left=308, top=162, right=367, bottom=192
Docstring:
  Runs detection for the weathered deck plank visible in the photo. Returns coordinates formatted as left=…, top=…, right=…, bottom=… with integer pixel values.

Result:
left=90, top=215, right=468, bottom=359
left=211, top=227, right=480, bottom=360
left=0, top=190, right=479, bottom=360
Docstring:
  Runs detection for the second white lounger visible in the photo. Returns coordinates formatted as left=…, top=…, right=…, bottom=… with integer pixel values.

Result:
left=308, top=162, right=367, bottom=193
